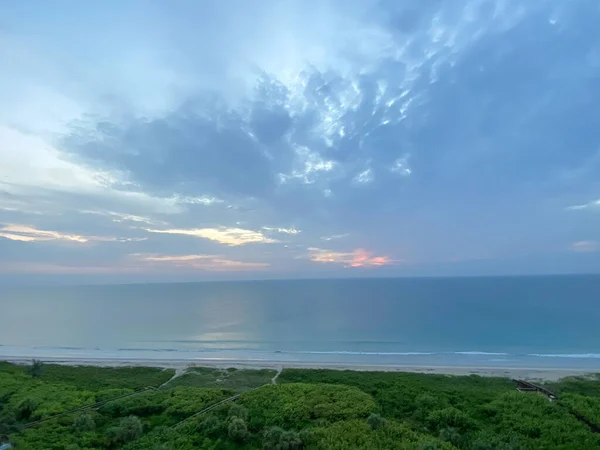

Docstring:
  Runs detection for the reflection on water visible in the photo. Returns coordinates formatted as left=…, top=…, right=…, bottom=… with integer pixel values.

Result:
left=1, top=276, right=600, bottom=368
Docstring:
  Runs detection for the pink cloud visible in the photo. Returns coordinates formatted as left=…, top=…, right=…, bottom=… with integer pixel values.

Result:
left=307, top=247, right=394, bottom=267
left=132, top=253, right=270, bottom=272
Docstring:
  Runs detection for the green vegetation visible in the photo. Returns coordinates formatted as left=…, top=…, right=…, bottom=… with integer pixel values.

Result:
left=162, top=367, right=276, bottom=392
left=34, top=364, right=176, bottom=391
left=27, top=360, right=44, bottom=378
left=542, top=374, right=600, bottom=397
left=1, top=361, right=599, bottom=449
left=559, top=393, right=600, bottom=428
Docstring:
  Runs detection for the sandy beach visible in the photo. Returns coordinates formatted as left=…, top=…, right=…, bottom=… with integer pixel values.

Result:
left=3, top=356, right=598, bottom=382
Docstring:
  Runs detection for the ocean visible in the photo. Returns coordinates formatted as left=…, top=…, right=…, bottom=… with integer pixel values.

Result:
left=1, top=276, right=599, bottom=369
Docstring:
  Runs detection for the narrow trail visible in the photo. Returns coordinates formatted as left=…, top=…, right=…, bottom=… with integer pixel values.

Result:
left=172, top=394, right=241, bottom=428
left=159, top=367, right=187, bottom=389
left=271, top=366, right=283, bottom=384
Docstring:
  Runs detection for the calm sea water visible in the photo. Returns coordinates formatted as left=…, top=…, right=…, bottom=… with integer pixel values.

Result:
left=1, top=276, right=600, bottom=368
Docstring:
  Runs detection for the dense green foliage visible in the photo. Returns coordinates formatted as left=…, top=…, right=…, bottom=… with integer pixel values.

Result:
left=542, top=374, right=600, bottom=397
left=240, top=383, right=377, bottom=429
left=278, top=369, right=600, bottom=449
left=312, top=419, right=457, bottom=449
left=559, top=393, right=600, bottom=428
left=34, top=364, right=176, bottom=391
left=163, top=367, right=276, bottom=392
left=1, top=362, right=599, bottom=449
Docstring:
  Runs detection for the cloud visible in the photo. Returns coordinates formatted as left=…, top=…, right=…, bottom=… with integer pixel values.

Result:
left=0, top=224, right=146, bottom=244
left=320, top=234, right=350, bottom=241
left=261, top=227, right=301, bottom=234
left=390, top=155, right=412, bottom=176
left=79, top=210, right=166, bottom=226
left=144, top=227, right=278, bottom=246
left=306, top=247, right=394, bottom=267
left=1, top=224, right=92, bottom=243
left=572, top=241, right=599, bottom=253
left=0, top=125, right=199, bottom=217
left=0, top=262, right=144, bottom=275
left=567, top=199, right=600, bottom=211
left=2, top=1, right=600, bottom=279
left=354, top=167, right=374, bottom=185
left=133, top=253, right=269, bottom=271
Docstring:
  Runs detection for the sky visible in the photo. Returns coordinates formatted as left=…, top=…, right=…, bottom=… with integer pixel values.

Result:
left=1, top=0, right=600, bottom=284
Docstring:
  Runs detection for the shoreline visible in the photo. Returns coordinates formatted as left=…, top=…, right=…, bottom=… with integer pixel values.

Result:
left=3, top=356, right=598, bottom=381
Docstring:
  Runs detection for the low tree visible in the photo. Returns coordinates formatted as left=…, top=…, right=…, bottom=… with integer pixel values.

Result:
left=228, top=417, right=249, bottom=442
left=299, top=428, right=315, bottom=446
left=107, top=415, right=143, bottom=445
left=15, top=397, right=38, bottom=421
left=419, top=443, right=442, bottom=450
left=427, top=407, right=474, bottom=433
left=367, top=413, right=387, bottom=430
left=439, top=427, right=462, bottom=447
left=27, top=359, right=44, bottom=378
left=73, top=412, right=96, bottom=432
left=197, top=415, right=225, bottom=439
left=263, top=426, right=303, bottom=450
left=228, top=403, right=249, bottom=421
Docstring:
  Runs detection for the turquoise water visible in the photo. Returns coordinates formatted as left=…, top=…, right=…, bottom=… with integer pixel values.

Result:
left=1, top=276, right=599, bottom=368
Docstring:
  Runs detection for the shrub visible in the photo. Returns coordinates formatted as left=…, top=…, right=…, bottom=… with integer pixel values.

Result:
left=427, top=407, right=475, bottom=433
left=240, top=383, right=377, bottom=429
left=228, top=417, right=249, bottom=442
left=312, top=419, right=455, bottom=450
left=107, top=415, right=143, bottom=444
left=263, top=426, right=303, bottom=450
left=366, top=413, right=387, bottom=430
left=15, top=397, right=38, bottom=421
left=298, top=428, right=315, bottom=446
left=439, top=427, right=462, bottom=447
left=197, top=415, right=225, bottom=439
left=228, top=403, right=249, bottom=421
left=27, top=360, right=44, bottom=378
left=73, top=412, right=96, bottom=431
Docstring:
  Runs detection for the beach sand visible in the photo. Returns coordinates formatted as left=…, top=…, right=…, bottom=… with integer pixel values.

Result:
left=3, top=356, right=598, bottom=381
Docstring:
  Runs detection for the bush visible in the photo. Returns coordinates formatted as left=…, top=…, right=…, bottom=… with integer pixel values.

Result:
left=240, top=383, right=377, bottom=429
left=0, top=413, right=20, bottom=440
left=427, top=407, right=475, bottom=433
left=73, top=412, right=96, bottom=431
left=15, top=397, right=38, bottom=421
left=298, top=428, right=315, bottom=446
left=228, top=403, right=248, bottom=421
left=312, top=419, right=455, bottom=450
left=162, top=387, right=231, bottom=420
left=107, top=415, right=143, bottom=444
left=366, top=413, right=387, bottom=430
left=197, top=415, right=225, bottom=439
left=439, top=427, right=462, bottom=447
left=27, top=360, right=44, bottom=378
left=263, top=426, right=285, bottom=446
left=263, top=426, right=303, bottom=450
left=560, top=393, right=600, bottom=426
left=227, top=417, right=249, bottom=442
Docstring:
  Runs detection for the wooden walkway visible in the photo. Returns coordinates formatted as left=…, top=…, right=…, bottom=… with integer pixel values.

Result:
left=513, top=379, right=557, bottom=400
left=21, top=386, right=157, bottom=429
